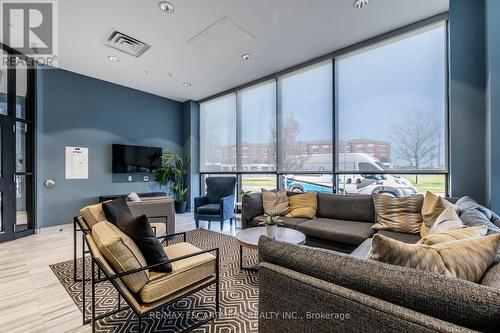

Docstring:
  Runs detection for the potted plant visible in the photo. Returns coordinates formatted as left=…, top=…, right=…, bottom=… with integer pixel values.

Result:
left=154, top=151, right=190, bottom=214
left=259, top=215, right=283, bottom=239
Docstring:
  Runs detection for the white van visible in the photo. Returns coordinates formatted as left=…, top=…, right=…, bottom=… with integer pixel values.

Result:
left=286, top=153, right=417, bottom=197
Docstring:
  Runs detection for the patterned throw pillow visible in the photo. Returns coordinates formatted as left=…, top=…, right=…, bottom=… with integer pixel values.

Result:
left=420, top=191, right=454, bottom=237
left=372, top=193, right=424, bottom=234
left=456, top=196, right=500, bottom=234
left=428, top=207, right=465, bottom=234
left=369, top=233, right=500, bottom=283
left=418, top=226, right=488, bottom=246
left=262, top=188, right=289, bottom=216
left=286, top=192, right=317, bottom=219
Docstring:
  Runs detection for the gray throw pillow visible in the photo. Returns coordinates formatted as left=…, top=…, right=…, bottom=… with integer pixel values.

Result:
left=457, top=197, right=500, bottom=234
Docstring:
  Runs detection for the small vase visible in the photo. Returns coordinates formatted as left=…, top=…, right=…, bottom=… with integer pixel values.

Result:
left=266, top=225, right=277, bottom=239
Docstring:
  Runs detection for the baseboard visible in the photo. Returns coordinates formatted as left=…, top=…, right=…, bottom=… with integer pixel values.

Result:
left=36, top=223, right=73, bottom=234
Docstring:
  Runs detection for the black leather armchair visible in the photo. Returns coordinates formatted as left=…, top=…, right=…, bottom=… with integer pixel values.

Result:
left=194, top=177, right=237, bottom=230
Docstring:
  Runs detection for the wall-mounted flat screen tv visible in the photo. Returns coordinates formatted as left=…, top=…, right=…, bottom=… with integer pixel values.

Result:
left=112, top=144, right=162, bottom=173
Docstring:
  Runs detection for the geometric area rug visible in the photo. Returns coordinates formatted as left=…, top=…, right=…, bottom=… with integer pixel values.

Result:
left=49, top=229, right=259, bottom=332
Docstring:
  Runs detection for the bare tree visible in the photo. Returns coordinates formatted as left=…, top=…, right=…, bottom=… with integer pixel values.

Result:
left=270, top=115, right=309, bottom=171
left=391, top=112, right=442, bottom=183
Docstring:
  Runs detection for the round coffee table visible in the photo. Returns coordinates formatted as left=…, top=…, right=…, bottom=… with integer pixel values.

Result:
left=236, top=227, right=306, bottom=271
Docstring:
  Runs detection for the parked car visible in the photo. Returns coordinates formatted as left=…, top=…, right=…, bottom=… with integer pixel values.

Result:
left=285, top=153, right=417, bottom=197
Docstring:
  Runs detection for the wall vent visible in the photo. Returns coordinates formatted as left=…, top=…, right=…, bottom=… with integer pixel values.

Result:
left=103, top=29, right=151, bottom=57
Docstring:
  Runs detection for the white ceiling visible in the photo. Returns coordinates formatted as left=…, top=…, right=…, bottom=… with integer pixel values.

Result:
left=57, top=0, right=449, bottom=102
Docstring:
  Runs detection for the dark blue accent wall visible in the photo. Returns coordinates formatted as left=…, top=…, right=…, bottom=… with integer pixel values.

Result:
left=486, top=0, right=500, bottom=212
left=36, top=68, right=183, bottom=228
left=449, top=0, right=500, bottom=211
left=449, top=0, right=487, bottom=204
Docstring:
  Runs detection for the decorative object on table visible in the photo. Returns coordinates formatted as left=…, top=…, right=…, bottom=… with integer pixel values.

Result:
left=154, top=151, right=190, bottom=214
left=194, top=177, right=237, bottom=230
left=259, top=215, right=283, bottom=238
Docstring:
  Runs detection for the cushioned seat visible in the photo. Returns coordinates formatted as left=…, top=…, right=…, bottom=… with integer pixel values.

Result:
left=139, top=242, right=216, bottom=304
left=296, top=218, right=374, bottom=246
left=196, top=203, right=221, bottom=215
left=249, top=215, right=309, bottom=229
left=377, top=230, right=421, bottom=244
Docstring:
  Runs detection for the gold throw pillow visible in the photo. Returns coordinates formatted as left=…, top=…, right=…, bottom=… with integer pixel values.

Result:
left=420, top=192, right=454, bottom=237
left=286, top=192, right=318, bottom=219
left=372, top=193, right=424, bottom=234
left=369, top=233, right=500, bottom=282
left=262, top=188, right=289, bottom=216
left=417, top=226, right=488, bottom=246
left=428, top=207, right=464, bottom=234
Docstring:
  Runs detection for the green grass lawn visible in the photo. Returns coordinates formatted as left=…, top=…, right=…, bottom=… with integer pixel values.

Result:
left=242, top=177, right=276, bottom=190
left=405, top=175, right=446, bottom=195
left=241, top=174, right=446, bottom=195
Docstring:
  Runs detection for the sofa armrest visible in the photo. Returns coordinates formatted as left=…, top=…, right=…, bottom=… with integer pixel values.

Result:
left=259, top=262, right=474, bottom=333
left=242, top=192, right=264, bottom=229
left=258, top=237, right=500, bottom=331
left=220, top=195, right=235, bottom=220
left=194, top=195, right=209, bottom=212
left=139, top=196, right=171, bottom=202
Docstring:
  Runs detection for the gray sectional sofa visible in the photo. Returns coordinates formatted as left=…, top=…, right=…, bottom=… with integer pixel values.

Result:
left=241, top=192, right=500, bottom=332
left=242, top=192, right=434, bottom=253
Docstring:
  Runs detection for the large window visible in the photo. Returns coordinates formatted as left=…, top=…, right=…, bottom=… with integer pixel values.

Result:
left=336, top=24, right=447, bottom=173
left=238, top=81, right=276, bottom=172
left=278, top=61, right=333, bottom=172
left=200, top=94, right=236, bottom=172
left=199, top=21, right=448, bottom=199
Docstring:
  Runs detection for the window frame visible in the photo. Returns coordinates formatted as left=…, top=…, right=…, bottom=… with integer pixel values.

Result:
left=199, top=16, right=450, bottom=200
left=333, top=22, right=449, bottom=175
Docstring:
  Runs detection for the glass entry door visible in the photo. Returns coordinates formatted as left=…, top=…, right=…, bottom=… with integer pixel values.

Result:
left=0, top=117, right=15, bottom=242
left=0, top=47, right=35, bottom=243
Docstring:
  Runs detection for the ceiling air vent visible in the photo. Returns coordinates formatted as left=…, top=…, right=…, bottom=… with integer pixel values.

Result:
left=103, top=29, right=151, bottom=57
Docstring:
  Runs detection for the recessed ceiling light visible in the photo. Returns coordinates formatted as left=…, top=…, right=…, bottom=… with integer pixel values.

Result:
left=353, top=0, right=369, bottom=8
left=107, top=55, right=120, bottom=62
left=158, top=1, right=175, bottom=13
left=168, top=72, right=175, bottom=78
left=183, top=82, right=191, bottom=87
left=242, top=53, right=253, bottom=61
